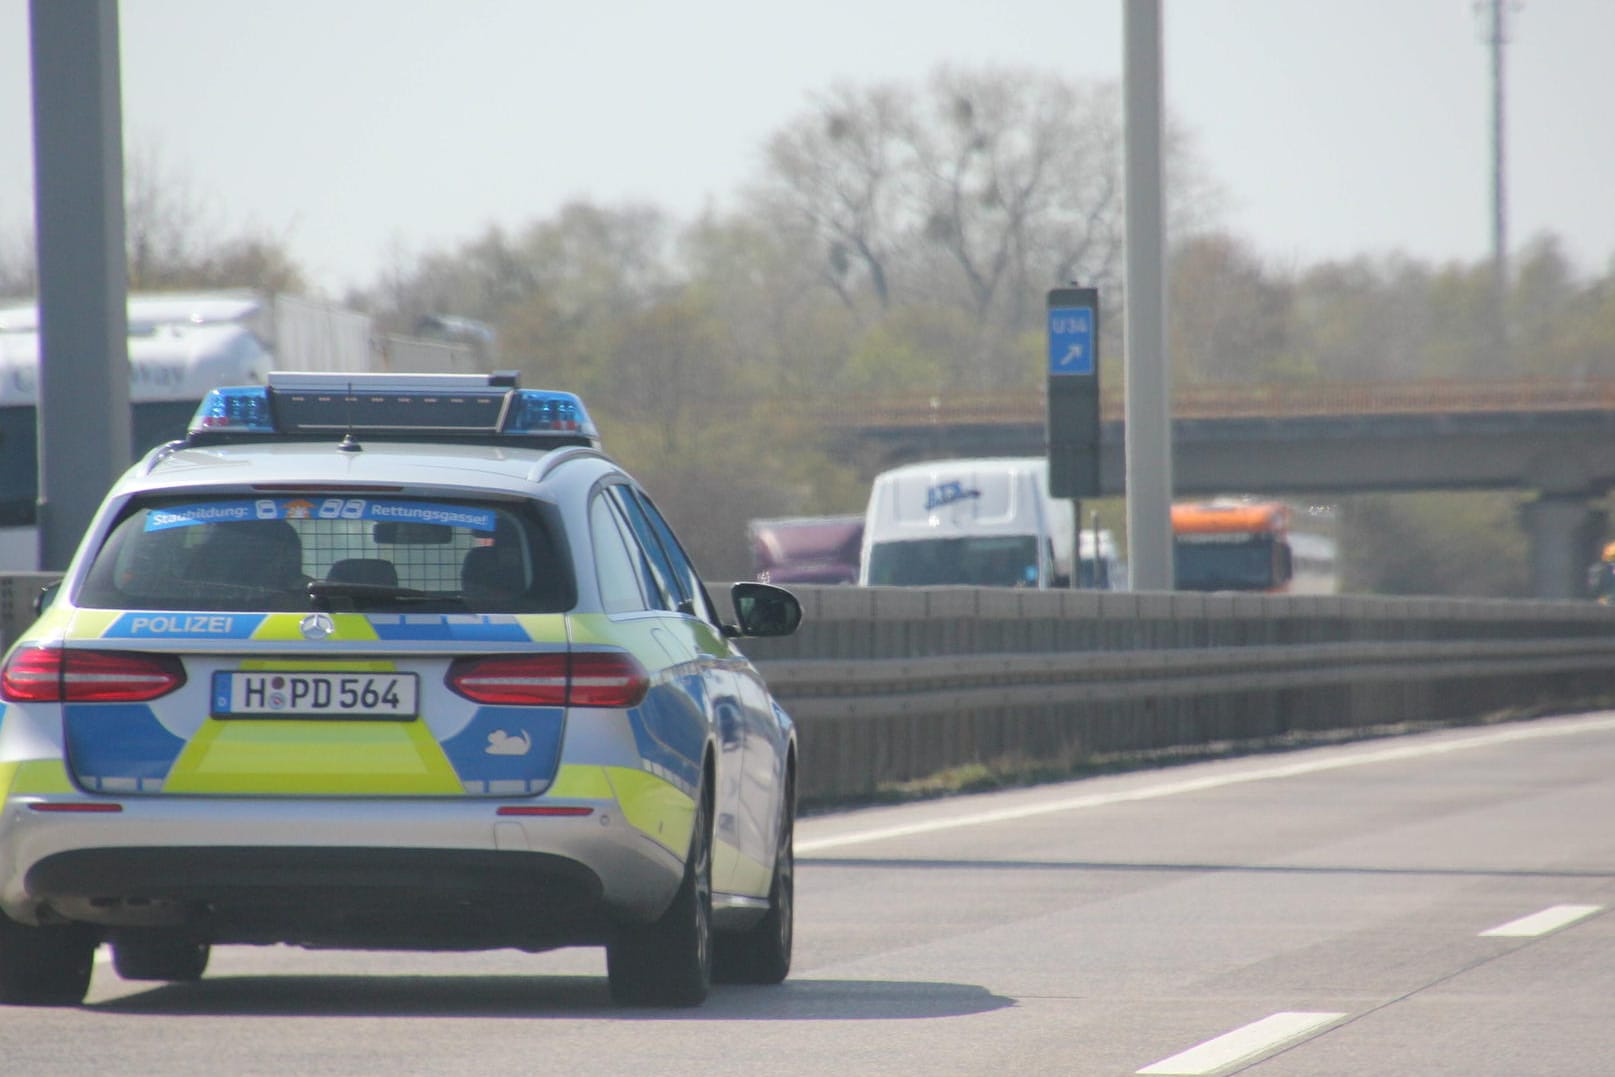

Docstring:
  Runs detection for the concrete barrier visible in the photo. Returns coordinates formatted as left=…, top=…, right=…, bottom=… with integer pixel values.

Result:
left=730, top=585, right=1615, bottom=803
left=0, top=574, right=58, bottom=648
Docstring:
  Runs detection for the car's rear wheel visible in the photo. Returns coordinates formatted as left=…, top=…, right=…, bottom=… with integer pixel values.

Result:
left=606, top=781, right=713, bottom=1007
left=714, top=768, right=794, bottom=984
left=0, top=909, right=96, bottom=1006
left=111, top=931, right=210, bottom=982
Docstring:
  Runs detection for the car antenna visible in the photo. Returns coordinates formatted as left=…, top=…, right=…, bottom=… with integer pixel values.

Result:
left=338, top=379, right=363, bottom=453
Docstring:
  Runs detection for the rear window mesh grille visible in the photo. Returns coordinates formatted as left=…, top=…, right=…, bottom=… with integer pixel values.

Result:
left=75, top=497, right=570, bottom=613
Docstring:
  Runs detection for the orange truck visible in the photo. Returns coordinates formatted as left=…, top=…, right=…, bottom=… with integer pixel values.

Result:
left=1171, top=500, right=1295, bottom=592
left=1589, top=541, right=1615, bottom=603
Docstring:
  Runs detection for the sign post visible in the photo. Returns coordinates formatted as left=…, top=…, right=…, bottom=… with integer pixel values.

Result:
left=1046, top=287, right=1100, bottom=499
left=1047, top=287, right=1101, bottom=588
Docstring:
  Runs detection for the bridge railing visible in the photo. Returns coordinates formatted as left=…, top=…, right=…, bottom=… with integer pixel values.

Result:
left=833, top=379, right=1615, bottom=428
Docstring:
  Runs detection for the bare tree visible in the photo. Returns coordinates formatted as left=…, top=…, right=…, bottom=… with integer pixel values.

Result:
left=2, top=142, right=305, bottom=299
left=755, top=83, right=914, bottom=313
left=118, top=140, right=307, bottom=293
left=679, top=211, right=860, bottom=397
left=748, top=65, right=1220, bottom=393
left=911, top=67, right=1125, bottom=328
left=1169, top=232, right=1293, bottom=383
left=123, top=141, right=214, bottom=290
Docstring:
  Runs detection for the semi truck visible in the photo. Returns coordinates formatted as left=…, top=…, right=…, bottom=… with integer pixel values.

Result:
left=1171, top=499, right=1296, bottom=592
left=748, top=515, right=864, bottom=584
left=0, top=290, right=487, bottom=570
left=99, top=290, right=487, bottom=374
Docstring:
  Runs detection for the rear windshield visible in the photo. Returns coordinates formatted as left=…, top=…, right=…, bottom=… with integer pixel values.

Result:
left=865, top=535, right=1040, bottom=587
left=76, top=494, right=572, bottom=613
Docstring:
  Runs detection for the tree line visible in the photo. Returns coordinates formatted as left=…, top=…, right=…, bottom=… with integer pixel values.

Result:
left=5, top=67, right=1614, bottom=595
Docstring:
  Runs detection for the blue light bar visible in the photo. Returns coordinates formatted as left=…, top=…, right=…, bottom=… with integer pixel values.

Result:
left=186, top=373, right=600, bottom=448
left=191, top=386, right=275, bottom=433
left=504, top=390, right=597, bottom=440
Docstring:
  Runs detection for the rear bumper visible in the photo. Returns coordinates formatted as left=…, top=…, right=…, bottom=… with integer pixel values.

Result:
left=0, top=794, right=685, bottom=949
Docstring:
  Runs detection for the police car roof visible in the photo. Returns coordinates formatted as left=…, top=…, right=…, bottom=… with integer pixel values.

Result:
left=128, top=436, right=611, bottom=501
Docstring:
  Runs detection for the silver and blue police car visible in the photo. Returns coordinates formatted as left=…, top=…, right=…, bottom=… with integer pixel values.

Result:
left=0, top=371, right=801, bottom=1007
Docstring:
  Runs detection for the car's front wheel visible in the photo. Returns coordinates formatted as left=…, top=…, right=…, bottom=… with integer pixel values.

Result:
left=111, top=931, right=211, bottom=982
left=606, top=781, right=713, bottom=1007
left=0, top=909, right=96, bottom=1006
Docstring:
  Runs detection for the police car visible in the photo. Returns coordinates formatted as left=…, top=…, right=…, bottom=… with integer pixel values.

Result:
left=0, top=371, right=802, bottom=1007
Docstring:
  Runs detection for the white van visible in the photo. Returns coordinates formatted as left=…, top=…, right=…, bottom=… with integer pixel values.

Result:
left=858, top=457, right=1077, bottom=588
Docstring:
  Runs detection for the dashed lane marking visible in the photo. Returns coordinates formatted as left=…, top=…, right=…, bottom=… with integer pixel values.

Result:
left=1480, top=904, right=1604, bottom=938
left=1137, top=1011, right=1346, bottom=1075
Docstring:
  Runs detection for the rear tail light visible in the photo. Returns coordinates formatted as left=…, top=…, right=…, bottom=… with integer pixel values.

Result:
left=565, top=652, right=653, bottom=707
left=446, top=652, right=648, bottom=708
left=496, top=805, right=594, bottom=817
left=28, top=802, right=123, bottom=813
left=0, top=646, right=186, bottom=703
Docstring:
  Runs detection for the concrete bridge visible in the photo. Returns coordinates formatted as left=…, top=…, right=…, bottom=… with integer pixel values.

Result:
left=826, top=380, right=1615, bottom=599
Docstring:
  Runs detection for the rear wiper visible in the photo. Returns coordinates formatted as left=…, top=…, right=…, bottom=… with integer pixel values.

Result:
left=306, top=580, right=437, bottom=609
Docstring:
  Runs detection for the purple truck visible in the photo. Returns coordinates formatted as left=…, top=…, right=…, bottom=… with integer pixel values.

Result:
left=747, top=515, right=864, bottom=585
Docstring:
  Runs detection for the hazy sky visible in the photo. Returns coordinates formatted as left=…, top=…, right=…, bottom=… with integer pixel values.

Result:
left=2, top=1, right=1611, bottom=296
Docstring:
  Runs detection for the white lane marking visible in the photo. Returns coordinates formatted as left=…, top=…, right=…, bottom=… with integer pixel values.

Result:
left=1137, top=1011, right=1347, bottom=1075
left=797, top=714, right=1615, bottom=853
left=1480, top=904, right=1604, bottom=938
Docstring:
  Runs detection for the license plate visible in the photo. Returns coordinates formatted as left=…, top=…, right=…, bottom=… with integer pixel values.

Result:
left=212, top=671, right=419, bottom=720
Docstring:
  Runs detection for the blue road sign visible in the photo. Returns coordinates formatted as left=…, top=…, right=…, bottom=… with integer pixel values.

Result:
left=1048, top=306, right=1094, bottom=376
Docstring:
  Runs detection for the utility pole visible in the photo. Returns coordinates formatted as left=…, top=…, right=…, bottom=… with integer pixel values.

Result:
left=1477, top=0, right=1516, bottom=373
left=1122, top=0, right=1173, bottom=592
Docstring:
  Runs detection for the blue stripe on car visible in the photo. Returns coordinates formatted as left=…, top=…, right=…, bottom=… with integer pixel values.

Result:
left=438, top=705, right=566, bottom=792
left=64, top=703, right=187, bottom=787
left=367, top=614, right=531, bottom=642
left=103, top=612, right=266, bottom=639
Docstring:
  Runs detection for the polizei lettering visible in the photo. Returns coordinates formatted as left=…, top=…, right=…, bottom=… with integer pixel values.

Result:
left=128, top=614, right=237, bottom=635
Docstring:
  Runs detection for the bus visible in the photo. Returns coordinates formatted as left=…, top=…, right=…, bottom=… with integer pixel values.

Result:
left=0, top=296, right=274, bottom=569
left=1171, top=500, right=1295, bottom=593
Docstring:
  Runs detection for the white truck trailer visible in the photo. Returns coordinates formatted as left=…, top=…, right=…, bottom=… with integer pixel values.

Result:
left=0, top=291, right=489, bottom=570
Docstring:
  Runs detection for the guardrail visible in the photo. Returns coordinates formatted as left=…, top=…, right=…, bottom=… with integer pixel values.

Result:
left=833, top=378, right=1615, bottom=428
left=732, top=586, right=1615, bottom=804
left=0, top=574, right=54, bottom=650
left=5, top=575, right=1613, bottom=808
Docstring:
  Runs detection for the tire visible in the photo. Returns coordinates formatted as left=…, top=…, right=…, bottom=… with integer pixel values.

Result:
left=111, top=932, right=210, bottom=982
left=0, top=910, right=96, bottom=1006
left=714, top=770, right=794, bottom=985
left=606, top=781, right=713, bottom=1007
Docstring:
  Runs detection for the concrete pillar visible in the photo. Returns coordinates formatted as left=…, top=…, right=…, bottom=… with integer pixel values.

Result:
left=30, top=0, right=130, bottom=570
left=1519, top=496, right=1603, bottom=599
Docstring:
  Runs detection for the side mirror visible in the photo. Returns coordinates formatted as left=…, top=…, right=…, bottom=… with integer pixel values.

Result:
left=729, top=581, right=802, bottom=638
